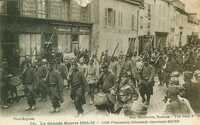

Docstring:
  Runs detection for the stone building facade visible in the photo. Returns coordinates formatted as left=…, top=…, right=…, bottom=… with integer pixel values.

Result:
left=89, top=0, right=144, bottom=56
left=139, top=0, right=199, bottom=50
left=0, top=0, right=92, bottom=72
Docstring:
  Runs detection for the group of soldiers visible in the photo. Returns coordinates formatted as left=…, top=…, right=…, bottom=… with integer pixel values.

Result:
left=1, top=43, right=200, bottom=116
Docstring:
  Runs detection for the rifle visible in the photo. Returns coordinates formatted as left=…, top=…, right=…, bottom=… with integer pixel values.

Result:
left=115, top=38, right=135, bottom=98
left=108, top=42, right=119, bottom=66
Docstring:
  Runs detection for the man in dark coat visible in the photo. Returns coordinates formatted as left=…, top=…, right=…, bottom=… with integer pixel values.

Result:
left=139, top=59, right=155, bottom=105
left=165, top=53, right=178, bottom=87
left=56, top=61, right=68, bottom=103
left=68, top=61, right=86, bottom=116
left=97, top=64, right=116, bottom=113
left=0, top=60, right=9, bottom=109
left=47, top=62, right=63, bottom=113
left=164, top=87, right=194, bottom=115
left=22, top=61, right=36, bottom=111
left=37, top=59, right=48, bottom=102
left=185, top=70, right=200, bottom=113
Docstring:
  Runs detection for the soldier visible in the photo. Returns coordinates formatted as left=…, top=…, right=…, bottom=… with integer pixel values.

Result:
left=112, top=70, right=139, bottom=114
left=176, top=49, right=184, bottom=73
left=123, top=54, right=132, bottom=71
left=165, top=52, right=178, bottom=87
left=37, top=59, right=48, bottom=102
left=21, top=60, right=36, bottom=111
left=85, top=59, right=99, bottom=105
left=56, top=60, right=68, bottom=103
left=78, top=57, right=87, bottom=76
left=116, top=53, right=124, bottom=78
left=131, top=52, right=138, bottom=81
left=135, top=57, right=143, bottom=87
left=97, top=64, right=116, bottom=113
left=185, top=70, right=200, bottom=113
left=32, top=60, right=39, bottom=97
left=164, top=87, right=194, bottom=115
left=47, top=62, right=63, bottom=113
left=139, top=59, right=155, bottom=105
left=68, top=61, right=86, bottom=116
left=1, top=59, right=9, bottom=109
left=109, top=57, right=118, bottom=76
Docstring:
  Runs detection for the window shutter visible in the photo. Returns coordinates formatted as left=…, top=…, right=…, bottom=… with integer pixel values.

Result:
left=113, top=10, right=116, bottom=26
left=121, top=12, right=123, bottom=26
left=105, top=8, right=108, bottom=26
left=132, top=14, right=135, bottom=30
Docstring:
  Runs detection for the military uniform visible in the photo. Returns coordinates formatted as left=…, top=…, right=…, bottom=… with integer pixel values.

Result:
left=68, top=66, right=86, bottom=115
left=112, top=73, right=139, bottom=113
left=47, top=67, right=63, bottom=112
left=85, top=62, right=99, bottom=104
left=22, top=65, right=36, bottom=110
left=185, top=72, right=200, bottom=113
left=56, top=63, right=68, bottom=102
left=164, top=87, right=194, bottom=115
left=165, top=56, right=178, bottom=87
left=97, top=68, right=116, bottom=113
left=37, top=65, right=48, bottom=101
left=0, top=62, right=9, bottom=108
left=139, top=62, right=155, bottom=105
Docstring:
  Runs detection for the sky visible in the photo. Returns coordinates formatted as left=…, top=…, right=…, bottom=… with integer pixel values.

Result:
left=74, top=0, right=200, bottom=17
left=181, top=0, right=200, bottom=16
left=74, top=0, right=93, bottom=7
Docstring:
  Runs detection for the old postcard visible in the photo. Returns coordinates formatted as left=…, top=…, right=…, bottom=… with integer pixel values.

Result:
left=0, top=0, right=200, bottom=125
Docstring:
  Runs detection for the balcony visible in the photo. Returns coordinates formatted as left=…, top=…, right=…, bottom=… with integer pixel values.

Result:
left=0, top=0, right=91, bottom=23
left=0, top=0, right=6, bottom=15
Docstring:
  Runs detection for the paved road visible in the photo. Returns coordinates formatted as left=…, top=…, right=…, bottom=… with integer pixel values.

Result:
left=0, top=83, right=167, bottom=117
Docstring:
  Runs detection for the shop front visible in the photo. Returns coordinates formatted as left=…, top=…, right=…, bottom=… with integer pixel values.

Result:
left=0, top=15, right=92, bottom=73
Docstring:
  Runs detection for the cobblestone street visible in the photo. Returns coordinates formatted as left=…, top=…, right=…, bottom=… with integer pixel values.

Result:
left=0, top=81, right=167, bottom=117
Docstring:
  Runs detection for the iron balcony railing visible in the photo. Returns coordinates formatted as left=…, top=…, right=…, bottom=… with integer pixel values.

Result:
left=0, top=0, right=90, bottom=23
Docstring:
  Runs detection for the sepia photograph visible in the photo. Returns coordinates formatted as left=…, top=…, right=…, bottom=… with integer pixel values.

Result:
left=0, top=0, right=200, bottom=124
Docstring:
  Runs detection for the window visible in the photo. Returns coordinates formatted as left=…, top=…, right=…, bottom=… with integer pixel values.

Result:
left=81, top=6, right=89, bottom=22
left=49, top=0, right=65, bottom=20
left=120, top=11, right=123, bottom=26
left=58, top=34, right=71, bottom=53
left=118, top=11, right=123, bottom=26
left=20, top=0, right=37, bottom=17
left=71, top=35, right=79, bottom=53
left=0, top=0, right=6, bottom=15
left=131, top=14, right=135, bottom=31
left=37, top=0, right=47, bottom=18
left=19, top=34, right=41, bottom=62
left=105, top=8, right=116, bottom=27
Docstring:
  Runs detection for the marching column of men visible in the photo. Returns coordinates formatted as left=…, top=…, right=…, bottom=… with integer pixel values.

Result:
left=1, top=43, right=200, bottom=116
left=0, top=51, right=159, bottom=115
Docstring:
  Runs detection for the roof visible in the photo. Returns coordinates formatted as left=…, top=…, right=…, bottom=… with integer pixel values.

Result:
left=175, top=6, right=188, bottom=15
left=119, top=0, right=144, bottom=7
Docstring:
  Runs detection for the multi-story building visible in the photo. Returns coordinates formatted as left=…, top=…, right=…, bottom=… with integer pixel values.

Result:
left=89, top=0, right=144, bottom=56
left=172, top=0, right=188, bottom=47
left=139, top=0, right=176, bottom=51
left=0, top=0, right=92, bottom=72
left=186, top=13, right=200, bottom=45
left=140, top=0, right=199, bottom=50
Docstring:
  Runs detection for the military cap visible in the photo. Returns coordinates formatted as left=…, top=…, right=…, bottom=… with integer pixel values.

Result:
left=102, top=63, right=109, bottom=69
left=170, top=71, right=180, bottom=77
